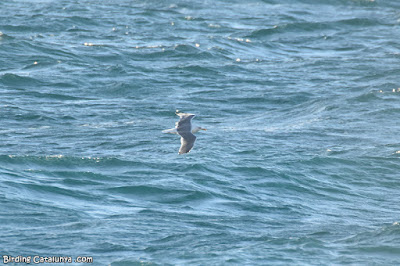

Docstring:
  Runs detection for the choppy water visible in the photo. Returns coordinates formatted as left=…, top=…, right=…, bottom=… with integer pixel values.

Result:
left=1, top=0, right=400, bottom=265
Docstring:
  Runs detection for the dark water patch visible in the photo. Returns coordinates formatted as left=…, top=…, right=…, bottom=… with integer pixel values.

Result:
left=338, top=223, right=400, bottom=259
left=1, top=24, right=51, bottom=33
left=26, top=91, right=83, bottom=101
left=174, top=44, right=200, bottom=53
left=129, top=44, right=215, bottom=61
left=0, top=73, right=43, bottom=87
left=219, top=199, right=298, bottom=216
left=51, top=169, right=110, bottom=186
left=62, top=177, right=103, bottom=187
left=107, top=185, right=212, bottom=204
left=349, top=90, right=400, bottom=104
left=0, top=31, right=13, bottom=41
left=337, top=17, right=383, bottom=27
left=0, top=196, right=85, bottom=228
left=89, top=241, right=131, bottom=253
left=128, top=47, right=175, bottom=61
left=231, top=166, right=272, bottom=176
left=6, top=182, right=100, bottom=202
left=247, top=26, right=284, bottom=39
left=105, top=64, right=128, bottom=75
left=172, top=65, right=220, bottom=76
left=83, top=49, right=125, bottom=63
left=64, top=15, right=101, bottom=27
left=225, top=92, right=314, bottom=108
left=247, top=17, right=382, bottom=41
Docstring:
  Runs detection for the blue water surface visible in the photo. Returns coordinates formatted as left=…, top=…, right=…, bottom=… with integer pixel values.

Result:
left=1, top=0, right=400, bottom=265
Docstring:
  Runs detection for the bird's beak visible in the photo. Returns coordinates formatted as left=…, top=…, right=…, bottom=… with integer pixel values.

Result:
left=202, top=128, right=207, bottom=131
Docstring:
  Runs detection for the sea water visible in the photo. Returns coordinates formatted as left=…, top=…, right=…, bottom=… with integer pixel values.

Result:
left=1, top=0, right=400, bottom=265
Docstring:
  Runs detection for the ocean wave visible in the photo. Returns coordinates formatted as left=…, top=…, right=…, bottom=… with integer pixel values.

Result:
left=2, top=0, right=400, bottom=264
left=106, top=185, right=212, bottom=204
left=0, top=73, right=42, bottom=86
left=247, top=17, right=382, bottom=40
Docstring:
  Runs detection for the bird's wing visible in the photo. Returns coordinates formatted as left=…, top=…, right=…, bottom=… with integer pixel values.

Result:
left=178, top=132, right=196, bottom=154
left=176, top=114, right=195, bottom=133
left=162, top=128, right=178, bottom=134
left=175, top=111, right=197, bottom=154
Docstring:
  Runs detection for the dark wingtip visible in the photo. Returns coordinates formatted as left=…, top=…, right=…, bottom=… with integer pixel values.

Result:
left=178, top=149, right=191, bottom=155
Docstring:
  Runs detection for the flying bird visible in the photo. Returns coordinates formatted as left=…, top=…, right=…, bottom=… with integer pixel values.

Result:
left=163, top=110, right=206, bottom=154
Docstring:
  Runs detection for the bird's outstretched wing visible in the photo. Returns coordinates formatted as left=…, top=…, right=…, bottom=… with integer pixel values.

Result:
left=178, top=132, right=196, bottom=154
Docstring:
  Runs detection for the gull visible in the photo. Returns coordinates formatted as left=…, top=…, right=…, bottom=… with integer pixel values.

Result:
left=163, top=110, right=206, bottom=154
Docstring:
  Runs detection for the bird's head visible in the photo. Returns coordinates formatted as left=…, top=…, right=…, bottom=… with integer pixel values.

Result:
left=192, top=126, right=207, bottom=133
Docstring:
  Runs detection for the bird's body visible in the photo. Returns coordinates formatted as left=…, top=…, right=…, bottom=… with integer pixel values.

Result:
left=163, top=110, right=206, bottom=154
